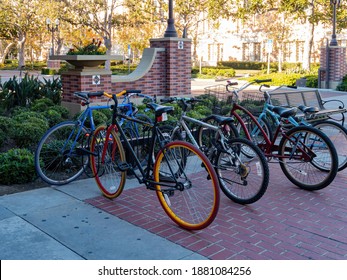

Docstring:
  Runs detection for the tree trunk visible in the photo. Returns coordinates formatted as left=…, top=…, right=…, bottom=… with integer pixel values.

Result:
left=104, top=37, right=112, bottom=71
left=278, top=46, right=282, bottom=73
left=0, top=42, right=15, bottom=64
left=17, top=32, right=26, bottom=68
left=302, top=2, right=315, bottom=71
left=56, top=36, right=64, bottom=55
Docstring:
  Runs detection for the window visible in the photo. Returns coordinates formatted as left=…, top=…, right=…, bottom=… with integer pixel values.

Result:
left=254, top=43, right=261, bottom=61
left=243, top=42, right=261, bottom=61
left=208, top=43, right=224, bottom=62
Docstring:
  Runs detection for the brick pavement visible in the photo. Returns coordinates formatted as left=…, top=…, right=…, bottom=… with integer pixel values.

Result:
left=85, top=162, right=347, bottom=260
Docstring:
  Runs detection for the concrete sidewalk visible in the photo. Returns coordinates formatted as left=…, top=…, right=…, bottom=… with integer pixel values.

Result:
left=0, top=177, right=206, bottom=260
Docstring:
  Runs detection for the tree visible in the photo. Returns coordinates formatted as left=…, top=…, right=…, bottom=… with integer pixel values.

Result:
left=115, top=0, right=161, bottom=59
left=57, top=0, right=121, bottom=70
left=0, top=0, right=45, bottom=67
left=235, top=0, right=347, bottom=71
left=0, top=9, right=17, bottom=64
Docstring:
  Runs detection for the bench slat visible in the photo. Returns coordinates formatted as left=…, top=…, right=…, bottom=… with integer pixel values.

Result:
left=269, top=89, right=346, bottom=126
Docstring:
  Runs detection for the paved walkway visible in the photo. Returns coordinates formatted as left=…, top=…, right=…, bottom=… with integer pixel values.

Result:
left=1, top=161, right=347, bottom=260
left=1, top=71, right=347, bottom=260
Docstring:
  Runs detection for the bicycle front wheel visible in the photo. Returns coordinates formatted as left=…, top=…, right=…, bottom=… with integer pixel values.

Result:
left=312, top=120, right=347, bottom=171
left=216, top=138, right=269, bottom=204
left=153, top=141, right=220, bottom=230
left=35, top=121, right=89, bottom=185
left=90, top=125, right=127, bottom=199
left=279, top=126, right=338, bottom=190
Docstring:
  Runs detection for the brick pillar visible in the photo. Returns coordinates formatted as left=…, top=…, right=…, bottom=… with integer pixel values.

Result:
left=61, top=69, right=112, bottom=116
left=320, top=46, right=347, bottom=89
left=150, top=38, right=191, bottom=96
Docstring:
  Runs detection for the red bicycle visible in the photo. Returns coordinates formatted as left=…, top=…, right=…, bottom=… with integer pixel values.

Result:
left=224, top=79, right=338, bottom=191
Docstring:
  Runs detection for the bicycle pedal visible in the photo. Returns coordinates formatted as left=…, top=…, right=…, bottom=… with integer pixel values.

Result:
left=117, top=162, right=132, bottom=171
left=75, top=148, right=97, bottom=156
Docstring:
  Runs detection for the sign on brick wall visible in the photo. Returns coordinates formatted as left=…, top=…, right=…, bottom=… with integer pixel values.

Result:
left=178, top=41, right=184, bottom=49
left=92, top=75, right=101, bottom=85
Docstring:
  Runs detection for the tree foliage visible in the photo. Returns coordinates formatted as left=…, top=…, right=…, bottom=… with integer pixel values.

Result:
left=0, top=0, right=347, bottom=69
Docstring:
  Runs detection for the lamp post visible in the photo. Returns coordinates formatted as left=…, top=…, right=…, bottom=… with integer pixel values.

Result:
left=164, top=0, right=177, bottom=37
left=330, top=0, right=341, bottom=46
left=46, top=18, right=59, bottom=55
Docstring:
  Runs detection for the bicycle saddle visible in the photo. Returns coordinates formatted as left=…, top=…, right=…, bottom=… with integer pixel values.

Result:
left=297, top=105, right=319, bottom=114
left=146, top=103, right=174, bottom=117
left=268, top=104, right=298, bottom=118
left=203, top=115, right=234, bottom=125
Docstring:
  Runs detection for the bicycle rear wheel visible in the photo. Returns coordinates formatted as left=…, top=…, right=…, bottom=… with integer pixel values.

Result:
left=35, top=121, right=89, bottom=185
left=123, top=113, right=153, bottom=168
left=279, top=126, right=338, bottom=190
left=216, top=138, right=269, bottom=204
left=153, top=141, right=220, bottom=230
left=90, top=125, right=126, bottom=198
left=198, top=118, right=238, bottom=151
left=312, top=120, right=347, bottom=171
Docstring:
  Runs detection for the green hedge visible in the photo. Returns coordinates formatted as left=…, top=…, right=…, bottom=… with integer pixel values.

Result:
left=243, top=72, right=318, bottom=87
left=336, top=74, right=347, bottom=91
left=218, top=61, right=320, bottom=72
left=191, top=66, right=236, bottom=78
left=0, top=148, right=37, bottom=184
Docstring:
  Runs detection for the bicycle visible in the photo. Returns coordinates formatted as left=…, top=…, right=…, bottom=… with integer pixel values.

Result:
left=257, top=84, right=347, bottom=172
left=161, top=96, right=270, bottom=204
left=34, top=90, right=153, bottom=185
left=224, top=79, right=339, bottom=191
left=89, top=91, right=220, bottom=230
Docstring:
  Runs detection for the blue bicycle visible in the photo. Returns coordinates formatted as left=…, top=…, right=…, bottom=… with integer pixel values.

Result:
left=34, top=90, right=154, bottom=185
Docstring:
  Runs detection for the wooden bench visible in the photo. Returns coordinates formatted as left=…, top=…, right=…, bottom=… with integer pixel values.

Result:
left=269, top=88, right=347, bottom=126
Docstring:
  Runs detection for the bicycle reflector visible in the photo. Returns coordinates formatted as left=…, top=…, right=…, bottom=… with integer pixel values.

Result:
left=157, top=112, right=168, bottom=122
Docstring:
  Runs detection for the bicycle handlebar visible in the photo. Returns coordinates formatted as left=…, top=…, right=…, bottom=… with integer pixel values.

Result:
left=226, top=79, right=273, bottom=94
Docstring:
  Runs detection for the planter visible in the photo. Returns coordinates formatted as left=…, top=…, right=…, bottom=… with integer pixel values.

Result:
left=49, top=55, right=122, bottom=69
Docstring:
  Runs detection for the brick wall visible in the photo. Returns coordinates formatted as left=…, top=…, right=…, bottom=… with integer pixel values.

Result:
left=61, top=37, right=192, bottom=111
left=319, top=46, right=347, bottom=88
left=61, top=72, right=112, bottom=104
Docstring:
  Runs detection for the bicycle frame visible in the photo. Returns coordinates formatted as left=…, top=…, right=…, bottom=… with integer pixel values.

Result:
left=67, top=91, right=154, bottom=156
left=62, top=103, right=111, bottom=158
left=230, top=99, right=314, bottom=162
left=173, top=113, right=229, bottom=152
left=102, top=107, right=182, bottom=191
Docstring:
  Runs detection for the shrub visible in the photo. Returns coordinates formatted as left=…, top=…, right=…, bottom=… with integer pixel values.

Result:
left=0, top=128, right=5, bottom=148
left=31, top=98, right=55, bottom=112
left=75, top=110, right=108, bottom=128
left=67, top=39, right=106, bottom=55
left=0, top=116, right=12, bottom=148
left=0, top=74, right=41, bottom=109
left=0, top=116, right=12, bottom=132
left=0, top=148, right=37, bottom=184
left=336, top=75, right=347, bottom=91
left=40, top=77, right=62, bottom=104
left=9, top=112, right=49, bottom=148
left=45, top=109, right=64, bottom=127
left=191, top=66, right=236, bottom=78
left=0, top=75, right=62, bottom=111
left=242, top=72, right=302, bottom=86
left=304, top=75, right=318, bottom=88
left=30, top=99, right=69, bottom=127
left=41, top=68, right=58, bottom=75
